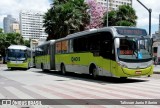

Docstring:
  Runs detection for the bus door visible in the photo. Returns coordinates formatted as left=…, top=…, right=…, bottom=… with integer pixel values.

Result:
left=100, top=40, right=111, bottom=76
left=99, top=33, right=112, bottom=76
left=110, top=45, right=117, bottom=77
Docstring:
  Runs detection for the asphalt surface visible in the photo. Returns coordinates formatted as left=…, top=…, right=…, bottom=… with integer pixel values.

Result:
left=153, top=65, right=160, bottom=74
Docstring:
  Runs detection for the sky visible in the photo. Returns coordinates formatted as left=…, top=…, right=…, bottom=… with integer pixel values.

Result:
left=0, top=0, right=159, bottom=35
left=0, top=0, right=50, bottom=28
left=132, top=0, right=159, bottom=34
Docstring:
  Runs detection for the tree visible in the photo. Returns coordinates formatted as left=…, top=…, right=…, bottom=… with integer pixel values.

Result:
left=103, top=5, right=137, bottom=26
left=0, top=33, right=24, bottom=60
left=6, top=33, right=24, bottom=45
left=104, top=10, right=117, bottom=26
left=0, top=28, right=3, bottom=33
left=0, top=33, right=7, bottom=57
left=86, top=0, right=106, bottom=29
left=24, top=40, right=30, bottom=47
left=116, top=5, right=137, bottom=26
left=43, top=0, right=90, bottom=40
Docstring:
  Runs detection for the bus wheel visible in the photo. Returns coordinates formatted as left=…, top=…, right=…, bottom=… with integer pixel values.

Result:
left=91, top=67, right=98, bottom=79
left=61, top=64, right=66, bottom=75
left=41, top=64, right=44, bottom=72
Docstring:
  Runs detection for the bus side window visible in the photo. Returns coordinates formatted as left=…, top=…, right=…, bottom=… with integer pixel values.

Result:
left=99, top=32, right=113, bottom=59
left=87, top=34, right=100, bottom=52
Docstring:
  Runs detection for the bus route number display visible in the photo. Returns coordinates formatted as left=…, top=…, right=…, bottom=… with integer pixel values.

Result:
left=120, top=50, right=133, bottom=55
left=116, top=27, right=147, bottom=36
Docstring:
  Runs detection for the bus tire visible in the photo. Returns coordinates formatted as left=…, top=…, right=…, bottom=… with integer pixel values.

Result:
left=90, top=65, right=98, bottom=79
left=41, top=63, right=44, bottom=72
left=61, top=64, right=66, bottom=75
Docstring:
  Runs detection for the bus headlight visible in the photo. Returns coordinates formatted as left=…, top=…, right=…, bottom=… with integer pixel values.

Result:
left=117, top=62, right=128, bottom=68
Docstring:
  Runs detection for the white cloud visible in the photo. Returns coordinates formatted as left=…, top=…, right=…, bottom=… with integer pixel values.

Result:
left=0, top=0, right=50, bottom=28
left=133, top=0, right=159, bottom=32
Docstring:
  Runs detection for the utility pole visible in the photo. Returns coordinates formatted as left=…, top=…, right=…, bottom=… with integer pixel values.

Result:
left=137, top=0, right=152, bottom=36
left=106, top=0, right=109, bottom=27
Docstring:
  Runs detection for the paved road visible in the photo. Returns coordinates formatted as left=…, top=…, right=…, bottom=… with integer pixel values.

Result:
left=0, top=64, right=160, bottom=108
left=153, top=65, right=160, bottom=73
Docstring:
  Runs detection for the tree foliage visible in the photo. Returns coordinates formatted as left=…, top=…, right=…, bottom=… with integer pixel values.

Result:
left=43, top=0, right=90, bottom=40
left=104, top=5, right=137, bottom=26
left=24, top=40, right=30, bottom=47
left=0, top=33, right=24, bottom=57
left=0, top=33, right=7, bottom=57
left=86, top=0, right=106, bottom=29
left=0, top=28, right=3, bottom=33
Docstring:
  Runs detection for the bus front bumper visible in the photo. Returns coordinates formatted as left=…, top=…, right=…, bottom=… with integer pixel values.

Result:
left=7, top=62, right=28, bottom=69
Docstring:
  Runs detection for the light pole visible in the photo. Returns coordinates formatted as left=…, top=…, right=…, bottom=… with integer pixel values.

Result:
left=106, top=0, right=109, bottom=27
left=137, top=0, right=152, bottom=36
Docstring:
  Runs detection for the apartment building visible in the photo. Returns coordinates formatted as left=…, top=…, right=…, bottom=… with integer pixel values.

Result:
left=3, top=15, right=17, bottom=33
left=10, top=22, right=20, bottom=33
left=19, top=10, right=47, bottom=40
left=96, top=0, right=132, bottom=11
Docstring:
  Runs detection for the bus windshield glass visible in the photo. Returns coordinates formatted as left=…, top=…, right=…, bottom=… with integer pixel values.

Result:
left=118, top=37, right=152, bottom=62
left=7, top=49, right=26, bottom=61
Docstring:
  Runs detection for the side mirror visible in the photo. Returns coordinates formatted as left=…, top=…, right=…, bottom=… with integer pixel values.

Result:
left=115, top=38, right=120, bottom=48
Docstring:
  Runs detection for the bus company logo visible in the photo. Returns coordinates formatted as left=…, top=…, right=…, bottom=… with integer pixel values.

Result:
left=71, top=57, right=80, bottom=62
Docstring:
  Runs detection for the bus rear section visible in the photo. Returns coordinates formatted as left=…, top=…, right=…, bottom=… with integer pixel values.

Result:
left=7, top=45, right=31, bottom=70
left=35, top=40, right=55, bottom=71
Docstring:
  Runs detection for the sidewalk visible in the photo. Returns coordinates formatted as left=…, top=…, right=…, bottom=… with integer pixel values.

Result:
left=153, top=65, right=160, bottom=74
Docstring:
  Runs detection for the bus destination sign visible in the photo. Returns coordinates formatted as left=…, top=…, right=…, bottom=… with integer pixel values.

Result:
left=116, top=27, right=147, bottom=36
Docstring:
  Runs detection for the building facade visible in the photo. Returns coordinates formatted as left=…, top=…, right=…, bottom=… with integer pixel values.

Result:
left=19, top=10, right=47, bottom=40
left=10, top=22, right=20, bottom=33
left=152, top=14, right=160, bottom=42
left=3, top=15, right=17, bottom=33
left=96, top=0, right=132, bottom=11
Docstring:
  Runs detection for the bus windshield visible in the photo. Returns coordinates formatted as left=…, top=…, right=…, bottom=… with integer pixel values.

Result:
left=7, top=49, right=26, bottom=61
left=118, top=37, right=152, bottom=62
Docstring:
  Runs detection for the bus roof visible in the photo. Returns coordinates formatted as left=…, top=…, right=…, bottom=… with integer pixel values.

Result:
left=36, top=40, right=55, bottom=48
left=8, top=45, right=29, bottom=50
left=55, top=26, right=148, bottom=42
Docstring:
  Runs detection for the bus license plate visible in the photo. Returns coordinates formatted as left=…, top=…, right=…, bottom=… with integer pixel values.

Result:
left=136, top=71, right=142, bottom=74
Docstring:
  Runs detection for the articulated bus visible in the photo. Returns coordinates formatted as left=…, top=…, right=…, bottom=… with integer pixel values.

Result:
left=54, top=26, right=153, bottom=78
left=7, top=45, right=32, bottom=70
left=35, top=40, right=55, bottom=71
